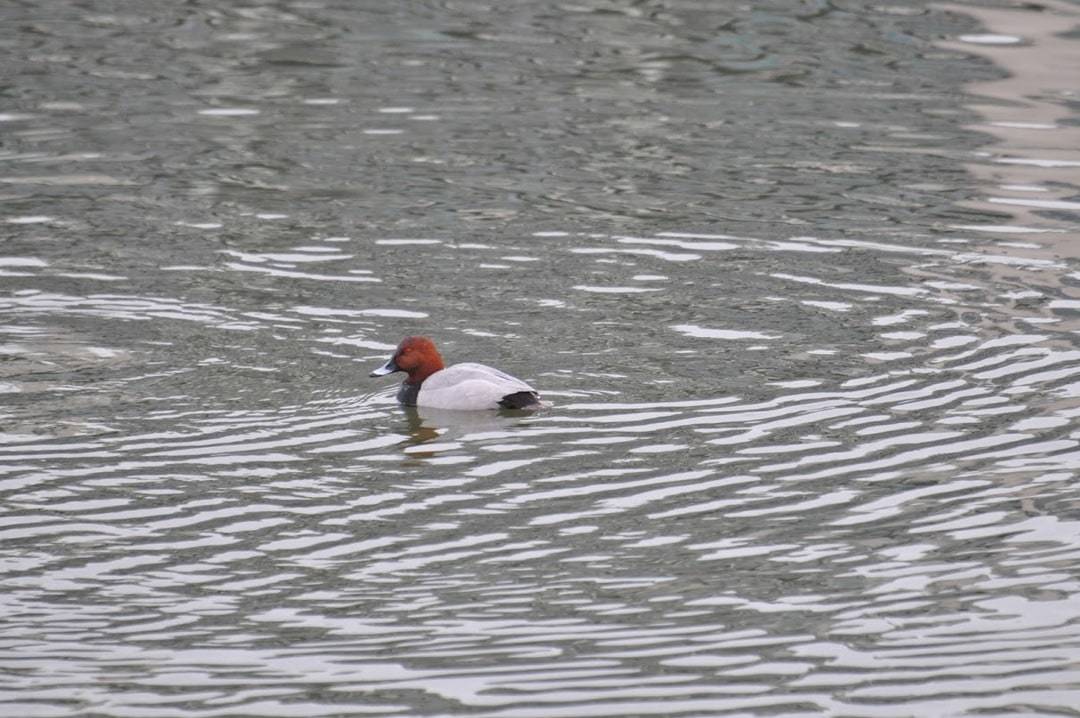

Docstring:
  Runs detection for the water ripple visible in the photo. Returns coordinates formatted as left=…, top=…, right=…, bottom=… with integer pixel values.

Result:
left=5, top=0, right=1080, bottom=715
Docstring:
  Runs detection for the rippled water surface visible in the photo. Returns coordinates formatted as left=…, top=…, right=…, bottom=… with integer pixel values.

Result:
left=4, top=1, right=1080, bottom=715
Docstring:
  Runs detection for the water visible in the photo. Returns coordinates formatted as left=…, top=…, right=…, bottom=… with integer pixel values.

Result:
left=3, top=1, right=1080, bottom=715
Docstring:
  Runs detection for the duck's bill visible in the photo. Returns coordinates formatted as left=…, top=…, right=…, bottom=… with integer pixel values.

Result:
left=369, top=356, right=400, bottom=377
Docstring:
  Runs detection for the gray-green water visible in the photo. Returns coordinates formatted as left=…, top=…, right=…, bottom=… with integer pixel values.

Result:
left=4, top=1, right=1080, bottom=715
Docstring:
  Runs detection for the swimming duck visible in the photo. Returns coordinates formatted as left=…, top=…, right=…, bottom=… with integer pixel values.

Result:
left=370, top=336, right=540, bottom=410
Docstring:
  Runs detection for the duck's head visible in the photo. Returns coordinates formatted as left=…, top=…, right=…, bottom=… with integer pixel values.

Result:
left=370, top=336, right=445, bottom=384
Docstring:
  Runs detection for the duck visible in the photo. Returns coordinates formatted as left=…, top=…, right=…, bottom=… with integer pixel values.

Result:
left=370, top=336, right=541, bottom=410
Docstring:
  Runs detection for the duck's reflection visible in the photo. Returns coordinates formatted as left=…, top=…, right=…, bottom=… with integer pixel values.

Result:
left=399, top=405, right=536, bottom=453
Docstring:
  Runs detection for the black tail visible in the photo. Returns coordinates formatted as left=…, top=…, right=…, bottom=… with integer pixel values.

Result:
left=498, top=391, right=541, bottom=410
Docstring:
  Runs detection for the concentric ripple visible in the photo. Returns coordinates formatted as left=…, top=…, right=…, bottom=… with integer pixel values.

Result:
left=4, top=234, right=1080, bottom=714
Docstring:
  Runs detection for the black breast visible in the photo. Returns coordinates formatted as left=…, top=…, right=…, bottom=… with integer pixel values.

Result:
left=397, top=382, right=420, bottom=406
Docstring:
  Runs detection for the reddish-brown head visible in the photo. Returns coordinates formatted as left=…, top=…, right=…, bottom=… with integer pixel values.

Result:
left=369, top=336, right=445, bottom=384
